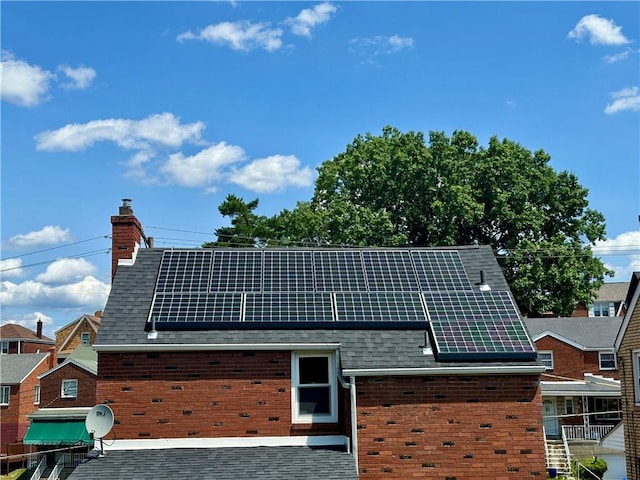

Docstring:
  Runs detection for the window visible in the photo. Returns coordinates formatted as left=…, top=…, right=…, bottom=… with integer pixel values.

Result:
left=1, top=341, right=8, bottom=354
left=594, top=398, right=621, bottom=420
left=61, top=379, right=78, bottom=399
left=34, top=385, right=40, bottom=405
left=599, top=352, right=616, bottom=370
left=564, top=398, right=574, bottom=415
left=538, top=351, right=554, bottom=370
left=81, top=332, right=90, bottom=345
left=590, top=302, right=613, bottom=317
left=291, top=352, right=337, bottom=423
left=0, top=386, right=9, bottom=405
left=634, top=351, right=640, bottom=404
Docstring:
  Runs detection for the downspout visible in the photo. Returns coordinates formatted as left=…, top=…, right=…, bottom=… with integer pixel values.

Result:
left=335, top=354, right=358, bottom=473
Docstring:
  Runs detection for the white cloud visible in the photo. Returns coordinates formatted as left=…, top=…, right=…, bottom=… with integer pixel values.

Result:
left=177, top=21, right=283, bottom=52
left=229, top=154, right=313, bottom=192
left=35, top=258, right=97, bottom=284
left=1, top=276, right=110, bottom=308
left=0, top=51, right=55, bottom=106
left=1, top=312, right=54, bottom=333
left=161, top=143, right=246, bottom=187
left=58, top=64, right=96, bottom=90
left=285, top=2, right=337, bottom=37
left=604, top=86, right=640, bottom=114
left=595, top=231, right=640, bottom=282
left=35, top=112, right=205, bottom=152
left=0, top=258, right=23, bottom=278
left=5, top=225, right=71, bottom=249
left=568, top=14, right=630, bottom=45
left=349, top=35, right=414, bottom=63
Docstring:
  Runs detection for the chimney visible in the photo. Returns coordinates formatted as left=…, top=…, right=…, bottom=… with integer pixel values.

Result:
left=94, top=310, right=103, bottom=318
left=36, top=318, right=43, bottom=338
left=111, top=199, right=148, bottom=281
left=48, top=347, right=57, bottom=368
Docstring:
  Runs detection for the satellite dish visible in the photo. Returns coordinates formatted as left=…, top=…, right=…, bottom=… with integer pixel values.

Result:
left=85, top=404, right=114, bottom=439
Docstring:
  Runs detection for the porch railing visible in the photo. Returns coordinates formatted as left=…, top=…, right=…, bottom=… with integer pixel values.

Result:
left=562, top=424, right=615, bottom=441
left=28, top=456, right=46, bottom=480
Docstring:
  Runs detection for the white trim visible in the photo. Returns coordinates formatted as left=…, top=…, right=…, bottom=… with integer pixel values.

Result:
left=598, top=351, right=617, bottom=370
left=34, top=385, right=40, bottom=405
left=615, top=275, right=640, bottom=352
left=538, top=350, right=554, bottom=370
left=117, top=241, right=140, bottom=267
left=634, top=350, right=640, bottom=405
left=533, top=331, right=586, bottom=351
left=94, top=343, right=341, bottom=352
left=291, top=351, right=338, bottom=424
left=19, top=354, right=51, bottom=384
left=101, top=435, right=349, bottom=452
left=61, top=379, right=78, bottom=398
left=342, top=364, right=545, bottom=376
left=28, top=407, right=93, bottom=420
left=0, top=385, right=10, bottom=405
left=349, top=376, right=358, bottom=472
left=38, top=358, right=97, bottom=379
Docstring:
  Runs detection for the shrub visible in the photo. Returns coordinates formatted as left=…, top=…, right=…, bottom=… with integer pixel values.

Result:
left=573, top=457, right=608, bottom=479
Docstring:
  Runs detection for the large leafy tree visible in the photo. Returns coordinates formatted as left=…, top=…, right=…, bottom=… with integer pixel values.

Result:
left=207, top=127, right=611, bottom=316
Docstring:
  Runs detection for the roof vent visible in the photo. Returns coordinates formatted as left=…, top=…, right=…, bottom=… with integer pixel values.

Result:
left=147, top=316, right=158, bottom=340
left=477, top=270, right=491, bottom=292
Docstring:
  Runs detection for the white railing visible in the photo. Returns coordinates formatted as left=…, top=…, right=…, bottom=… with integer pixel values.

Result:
left=28, top=456, right=46, bottom=480
left=562, top=424, right=615, bottom=441
left=59, top=452, right=86, bottom=467
left=47, top=459, right=63, bottom=480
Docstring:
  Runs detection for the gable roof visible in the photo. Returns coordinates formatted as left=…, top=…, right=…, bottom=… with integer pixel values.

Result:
left=96, top=246, right=540, bottom=370
left=595, top=281, right=629, bottom=302
left=614, top=271, right=640, bottom=351
left=39, top=345, right=98, bottom=378
left=57, top=314, right=101, bottom=352
left=0, top=353, right=49, bottom=384
left=67, top=446, right=357, bottom=480
left=524, top=317, right=623, bottom=350
left=0, top=323, right=54, bottom=343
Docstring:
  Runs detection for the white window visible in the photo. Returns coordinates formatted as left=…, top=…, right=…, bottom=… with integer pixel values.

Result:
left=291, top=352, right=337, bottom=423
left=34, top=385, right=40, bottom=405
left=634, top=351, right=640, bottom=405
left=1, top=341, right=8, bottom=354
left=599, top=352, right=616, bottom=370
left=564, top=397, right=574, bottom=415
left=61, top=379, right=78, bottom=399
left=81, top=332, right=90, bottom=345
left=538, top=351, right=554, bottom=370
left=0, top=386, right=9, bottom=405
left=590, top=302, right=613, bottom=317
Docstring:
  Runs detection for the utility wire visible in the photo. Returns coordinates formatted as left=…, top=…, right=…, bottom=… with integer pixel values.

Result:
left=0, top=249, right=111, bottom=273
left=1, top=235, right=110, bottom=261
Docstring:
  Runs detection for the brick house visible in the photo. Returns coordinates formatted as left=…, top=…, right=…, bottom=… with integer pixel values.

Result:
left=68, top=200, right=547, bottom=479
left=571, top=281, right=629, bottom=318
left=0, top=321, right=55, bottom=355
left=55, top=313, right=102, bottom=359
left=0, top=353, right=54, bottom=453
left=524, top=317, right=622, bottom=441
left=614, top=271, right=640, bottom=480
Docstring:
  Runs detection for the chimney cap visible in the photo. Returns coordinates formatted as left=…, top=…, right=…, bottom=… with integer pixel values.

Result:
left=122, top=198, right=132, bottom=207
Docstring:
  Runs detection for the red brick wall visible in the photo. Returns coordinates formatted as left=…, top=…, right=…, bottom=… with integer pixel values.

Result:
left=111, top=214, right=144, bottom=280
left=97, top=351, right=349, bottom=440
left=535, top=337, right=619, bottom=380
left=40, top=363, right=97, bottom=408
left=5, top=341, right=53, bottom=354
left=354, top=375, right=545, bottom=480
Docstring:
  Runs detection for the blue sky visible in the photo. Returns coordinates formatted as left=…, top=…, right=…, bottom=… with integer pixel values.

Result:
left=1, top=1, right=639, bottom=337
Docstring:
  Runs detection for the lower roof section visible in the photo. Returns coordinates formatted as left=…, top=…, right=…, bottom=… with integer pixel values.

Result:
left=67, top=445, right=358, bottom=480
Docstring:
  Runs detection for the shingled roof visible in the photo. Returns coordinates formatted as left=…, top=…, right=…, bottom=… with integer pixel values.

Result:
left=524, top=317, right=623, bottom=350
left=0, top=353, right=49, bottom=384
left=0, top=323, right=54, bottom=343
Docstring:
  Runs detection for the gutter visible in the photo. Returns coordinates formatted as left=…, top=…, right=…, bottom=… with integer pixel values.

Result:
left=94, top=343, right=341, bottom=353
left=342, top=364, right=545, bottom=376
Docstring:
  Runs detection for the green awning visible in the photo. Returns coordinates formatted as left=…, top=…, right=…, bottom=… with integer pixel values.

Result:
left=23, top=421, right=93, bottom=445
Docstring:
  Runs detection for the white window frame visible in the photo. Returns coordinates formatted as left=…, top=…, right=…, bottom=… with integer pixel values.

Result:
left=0, top=386, right=10, bottom=405
left=564, top=397, right=574, bottom=415
left=599, top=352, right=616, bottom=370
left=538, top=351, right=554, bottom=370
left=34, top=385, right=40, bottom=405
left=634, top=350, right=640, bottom=405
left=61, top=379, right=78, bottom=399
left=590, top=302, right=613, bottom=317
left=81, top=332, right=90, bottom=345
left=1, top=341, right=8, bottom=354
left=291, top=352, right=337, bottom=424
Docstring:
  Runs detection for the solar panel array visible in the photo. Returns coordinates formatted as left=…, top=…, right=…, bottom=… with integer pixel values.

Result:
left=147, top=249, right=536, bottom=361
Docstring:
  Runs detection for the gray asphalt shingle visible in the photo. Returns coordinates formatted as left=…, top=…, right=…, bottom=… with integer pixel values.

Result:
left=523, top=317, right=623, bottom=349
left=67, top=446, right=358, bottom=480
left=0, top=353, right=48, bottom=384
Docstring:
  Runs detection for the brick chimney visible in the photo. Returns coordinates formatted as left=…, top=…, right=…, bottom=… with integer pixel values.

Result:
left=36, top=318, right=43, bottom=338
left=48, top=346, right=57, bottom=368
left=111, top=199, right=147, bottom=281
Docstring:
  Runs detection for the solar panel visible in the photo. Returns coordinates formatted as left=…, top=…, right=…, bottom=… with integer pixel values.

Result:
left=423, top=291, right=535, bottom=360
left=210, top=250, right=262, bottom=292
left=156, top=250, right=212, bottom=293
left=313, top=251, right=367, bottom=292
left=244, top=293, right=334, bottom=324
left=263, top=251, right=314, bottom=292
left=335, top=292, right=427, bottom=326
left=150, top=293, right=242, bottom=326
left=411, top=250, right=473, bottom=291
left=362, top=251, right=420, bottom=291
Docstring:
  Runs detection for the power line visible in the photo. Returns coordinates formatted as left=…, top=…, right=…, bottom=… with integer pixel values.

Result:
left=1, top=235, right=110, bottom=261
left=0, top=249, right=111, bottom=273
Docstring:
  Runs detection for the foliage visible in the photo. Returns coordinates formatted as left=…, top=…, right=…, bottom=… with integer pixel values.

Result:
left=573, top=457, right=608, bottom=479
left=206, top=127, right=612, bottom=316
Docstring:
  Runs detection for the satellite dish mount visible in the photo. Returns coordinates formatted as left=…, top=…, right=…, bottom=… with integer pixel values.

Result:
left=85, top=404, right=114, bottom=456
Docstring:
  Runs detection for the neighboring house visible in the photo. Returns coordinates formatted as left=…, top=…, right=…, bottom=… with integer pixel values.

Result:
left=572, top=281, right=629, bottom=318
left=0, top=321, right=55, bottom=355
left=524, top=317, right=622, bottom=440
left=22, top=346, right=98, bottom=452
left=55, top=312, right=102, bottom=359
left=67, top=200, right=547, bottom=479
left=0, top=353, right=54, bottom=453
left=614, top=271, right=640, bottom=480
left=598, top=422, right=628, bottom=480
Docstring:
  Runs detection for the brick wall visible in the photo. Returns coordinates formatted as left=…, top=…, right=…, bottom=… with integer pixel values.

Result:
left=354, top=375, right=545, bottom=480
left=40, top=363, right=97, bottom=408
left=535, top=337, right=619, bottom=381
left=97, top=351, right=349, bottom=440
left=618, top=297, right=640, bottom=480
left=111, top=213, right=144, bottom=280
